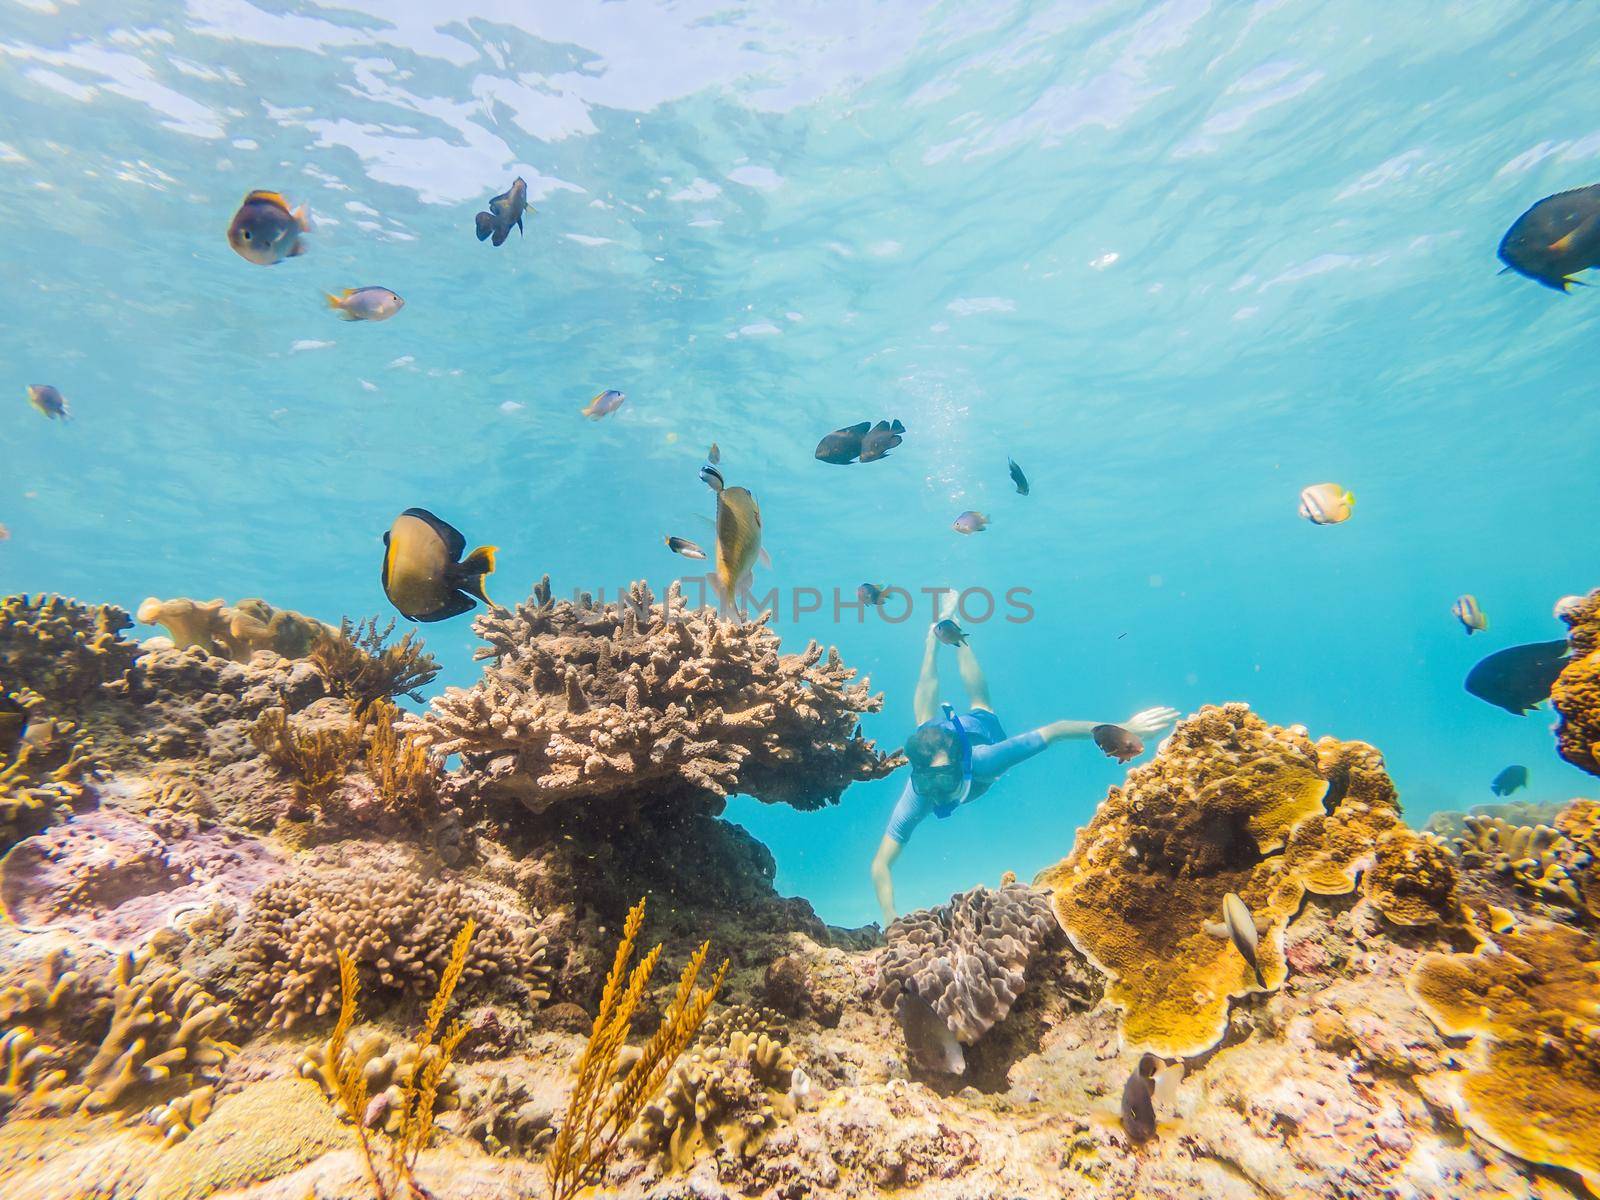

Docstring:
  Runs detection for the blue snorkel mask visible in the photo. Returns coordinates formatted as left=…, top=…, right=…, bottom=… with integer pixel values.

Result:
left=912, top=703, right=974, bottom=816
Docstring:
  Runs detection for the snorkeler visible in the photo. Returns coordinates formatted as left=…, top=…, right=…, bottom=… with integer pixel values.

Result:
left=869, top=596, right=1177, bottom=925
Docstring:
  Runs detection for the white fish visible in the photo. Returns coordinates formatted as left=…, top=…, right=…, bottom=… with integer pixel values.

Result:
left=1298, top=483, right=1355, bottom=526
left=1206, top=892, right=1266, bottom=988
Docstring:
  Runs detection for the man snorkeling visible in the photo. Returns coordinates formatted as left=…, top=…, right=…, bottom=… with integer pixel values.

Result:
left=870, top=599, right=1177, bottom=925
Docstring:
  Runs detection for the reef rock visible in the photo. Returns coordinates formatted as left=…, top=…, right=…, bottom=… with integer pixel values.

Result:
left=407, top=576, right=900, bottom=817
left=1554, top=588, right=1600, bottom=777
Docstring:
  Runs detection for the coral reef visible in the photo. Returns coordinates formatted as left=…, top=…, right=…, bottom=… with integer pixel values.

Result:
left=308, top=616, right=441, bottom=709
left=227, top=843, right=548, bottom=1028
left=1408, top=921, right=1600, bottom=1196
left=407, top=577, right=899, bottom=817
left=456, top=1072, right=554, bottom=1157
left=1451, top=804, right=1597, bottom=920
left=1035, top=703, right=1412, bottom=1057
left=0, top=593, right=139, bottom=714
left=136, top=595, right=331, bottom=663
left=0, top=687, right=102, bottom=851
left=300, top=1026, right=462, bottom=1133
left=1364, top=826, right=1465, bottom=927
left=248, top=703, right=362, bottom=814
left=1554, top=588, right=1600, bottom=776
left=875, top=882, right=1056, bottom=1069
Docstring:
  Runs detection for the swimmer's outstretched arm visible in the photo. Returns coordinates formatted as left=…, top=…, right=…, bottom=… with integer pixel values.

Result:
left=1035, top=706, right=1180, bottom=744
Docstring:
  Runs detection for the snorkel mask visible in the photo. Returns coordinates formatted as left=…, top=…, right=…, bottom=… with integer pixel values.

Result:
left=911, top=703, right=974, bottom=815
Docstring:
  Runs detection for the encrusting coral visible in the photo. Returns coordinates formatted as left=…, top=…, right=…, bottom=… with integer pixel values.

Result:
left=228, top=843, right=549, bottom=1028
left=0, top=686, right=103, bottom=851
left=0, top=947, right=236, bottom=1136
left=1036, top=704, right=1418, bottom=1058
left=308, top=615, right=441, bottom=710
left=1363, top=827, right=1466, bottom=928
left=1407, top=921, right=1600, bottom=1197
left=875, top=882, right=1056, bottom=1068
left=0, top=593, right=139, bottom=713
left=407, top=576, right=899, bottom=817
left=1554, top=588, right=1600, bottom=777
left=136, top=595, right=331, bottom=663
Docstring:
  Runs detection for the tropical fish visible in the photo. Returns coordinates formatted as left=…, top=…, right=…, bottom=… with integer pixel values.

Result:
left=700, top=463, right=725, bottom=492
left=714, top=485, right=762, bottom=616
left=932, top=619, right=967, bottom=646
left=0, top=692, right=26, bottom=758
left=897, top=992, right=964, bottom=1075
left=707, top=443, right=721, bottom=465
left=858, top=583, right=888, bottom=608
left=1490, top=765, right=1528, bottom=797
left=325, top=287, right=405, bottom=322
left=1452, top=594, right=1488, bottom=635
left=26, top=386, right=68, bottom=421
left=1464, top=640, right=1571, bottom=715
left=227, top=190, right=310, bottom=265
left=0, top=524, right=9, bottom=542
left=1498, top=184, right=1600, bottom=292
left=1152, top=1059, right=1184, bottom=1110
left=381, top=507, right=497, bottom=623
left=475, top=176, right=529, bottom=247
left=858, top=419, right=905, bottom=462
left=1298, top=483, right=1355, bottom=525
left=665, top=535, right=707, bottom=561
left=953, top=511, right=989, bottom=535
left=1008, top=457, right=1029, bottom=496
left=1207, top=892, right=1265, bottom=988
left=814, top=421, right=872, bottom=465
left=581, top=390, right=625, bottom=420
left=1119, top=1054, right=1159, bottom=1144
left=1091, top=724, right=1143, bottom=763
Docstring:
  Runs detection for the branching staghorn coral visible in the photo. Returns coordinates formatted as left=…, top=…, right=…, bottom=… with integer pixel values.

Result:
left=631, top=1029, right=800, bottom=1173
left=1408, top=921, right=1600, bottom=1195
left=0, top=593, right=139, bottom=712
left=407, top=576, right=899, bottom=817
left=875, top=882, right=1056, bottom=1069
left=1036, top=704, right=1417, bottom=1057
left=137, top=595, right=331, bottom=662
left=546, top=896, right=728, bottom=1200
left=0, top=947, right=236, bottom=1137
left=229, top=844, right=548, bottom=1028
left=309, top=616, right=441, bottom=709
left=0, top=687, right=103, bottom=851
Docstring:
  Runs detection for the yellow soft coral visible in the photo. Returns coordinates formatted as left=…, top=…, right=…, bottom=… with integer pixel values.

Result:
left=1036, top=704, right=1411, bottom=1057
left=1363, top=828, right=1464, bottom=928
left=1408, top=923, right=1600, bottom=1195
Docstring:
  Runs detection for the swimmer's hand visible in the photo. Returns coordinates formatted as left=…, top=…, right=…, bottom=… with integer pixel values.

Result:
left=1122, top=706, right=1179, bottom=738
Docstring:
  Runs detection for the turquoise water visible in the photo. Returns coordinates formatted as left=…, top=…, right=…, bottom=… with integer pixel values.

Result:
left=2, top=1, right=1598, bottom=926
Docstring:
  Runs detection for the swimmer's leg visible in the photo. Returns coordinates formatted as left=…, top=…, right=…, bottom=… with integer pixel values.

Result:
left=914, top=626, right=941, bottom=725
left=957, top=642, right=992, bottom=713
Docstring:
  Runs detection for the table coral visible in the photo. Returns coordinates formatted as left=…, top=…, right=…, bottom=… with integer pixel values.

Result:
left=0, top=688, right=102, bottom=852
left=406, top=576, right=899, bottom=816
left=0, top=593, right=139, bottom=713
left=875, top=882, right=1056, bottom=1052
left=1554, top=588, right=1600, bottom=777
left=228, top=843, right=550, bottom=1028
left=1408, top=922, right=1600, bottom=1196
left=136, top=595, right=332, bottom=662
left=1035, top=703, right=1411, bottom=1057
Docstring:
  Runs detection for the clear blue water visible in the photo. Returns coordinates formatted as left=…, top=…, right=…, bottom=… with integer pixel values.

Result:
left=3, top=1, right=1598, bottom=927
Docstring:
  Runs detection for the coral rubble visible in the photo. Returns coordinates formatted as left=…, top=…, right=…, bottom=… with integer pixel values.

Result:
left=407, top=577, right=899, bottom=817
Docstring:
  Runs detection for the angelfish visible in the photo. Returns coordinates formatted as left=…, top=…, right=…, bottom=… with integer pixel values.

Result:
left=325, top=287, right=405, bottom=322
left=1299, top=483, right=1355, bottom=525
left=1498, top=184, right=1600, bottom=292
left=475, top=176, right=529, bottom=247
left=1207, top=892, right=1266, bottom=988
left=381, top=507, right=497, bottom=623
left=1453, top=594, right=1488, bottom=635
left=228, top=190, right=310, bottom=265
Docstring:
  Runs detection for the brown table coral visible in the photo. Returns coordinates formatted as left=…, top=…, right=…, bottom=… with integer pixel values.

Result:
left=1555, top=588, right=1600, bottom=777
left=1408, top=922, right=1600, bottom=1197
left=137, top=596, right=332, bottom=663
left=407, top=576, right=899, bottom=816
left=1035, top=703, right=1419, bottom=1058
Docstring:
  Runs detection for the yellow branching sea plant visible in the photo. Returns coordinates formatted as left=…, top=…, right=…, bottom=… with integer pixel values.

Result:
left=364, top=699, right=440, bottom=817
left=546, top=898, right=728, bottom=1200
left=310, top=616, right=441, bottom=711
left=321, top=919, right=476, bottom=1200
left=250, top=705, right=363, bottom=814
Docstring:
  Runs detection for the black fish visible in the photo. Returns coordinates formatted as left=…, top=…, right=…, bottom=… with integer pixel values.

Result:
left=815, top=421, right=871, bottom=465
left=1464, top=640, right=1571, bottom=715
left=0, top=691, right=27, bottom=758
left=1120, top=1053, right=1159, bottom=1144
left=1490, top=764, right=1528, bottom=797
left=858, top=419, right=905, bottom=462
left=1092, top=724, right=1143, bottom=763
left=476, top=177, right=529, bottom=247
left=1008, top=457, right=1029, bottom=496
left=382, top=508, right=497, bottom=623
left=1498, top=184, right=1600, bottom=292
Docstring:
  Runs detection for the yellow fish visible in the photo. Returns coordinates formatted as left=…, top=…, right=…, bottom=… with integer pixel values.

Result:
left=1453, top=594, right=1488, bottom=635
left=381, top=507, right=496, bottom=622
left=714, top=486, right=762, bottom=617
left=1298, top=482, right=1354, bottom=525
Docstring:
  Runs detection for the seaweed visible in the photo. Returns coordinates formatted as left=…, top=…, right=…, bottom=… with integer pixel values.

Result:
left=310, top=617, right=440, bottom=711
left=249, top=705, right=362, bottom=814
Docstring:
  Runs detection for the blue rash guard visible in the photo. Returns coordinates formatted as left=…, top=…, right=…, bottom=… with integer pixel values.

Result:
left=883, top=708, right=1048, bottom=844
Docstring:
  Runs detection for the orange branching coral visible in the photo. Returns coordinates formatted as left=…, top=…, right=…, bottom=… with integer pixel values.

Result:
left=309, top=616, right=440, bottom=710
left=1408, top=922, right=1600, bottom=1195
left=408, top=576, right=899, bottom=817
left=0, top=687, right=103, bottom=852
left=364, top=699, right=440, bottom=817
left=0, top=593, right=138, bottom=712
left=1554, top=589, right=1600, bottom=777
left=1036, top=703, right=1410, bottom=1057
left=1452, top=803, right=1598, bottom=921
